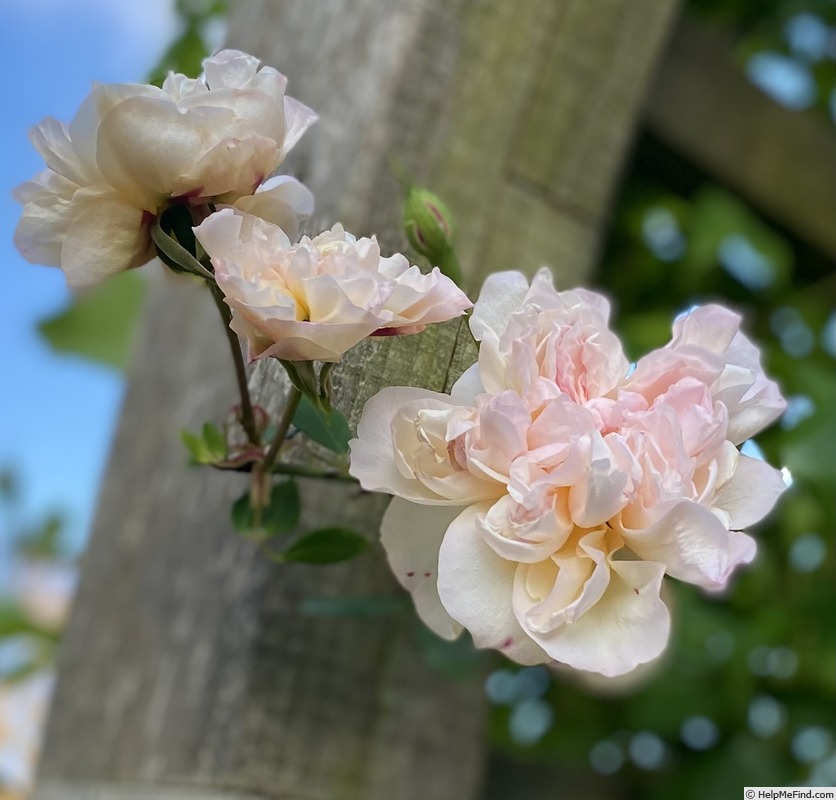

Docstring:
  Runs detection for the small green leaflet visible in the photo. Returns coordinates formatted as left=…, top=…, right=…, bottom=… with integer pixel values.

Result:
left=181, top=423, right=226, bottom=465
left=230, top=480, right=300, bottom=536
left=201, top=423, right=226, bottom=461
left=299, top=596, right=408, bottom=617
left=292, top=395, right=352, bottom=453
left=230, top=491, right=254, bottom=532
left=282, top=528, right=368, bottom=564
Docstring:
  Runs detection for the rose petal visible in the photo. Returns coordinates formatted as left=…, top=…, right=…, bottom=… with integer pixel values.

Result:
left=281, top=95, right=318, bottom=157
left=29, top=117, right=96, bottom=186
left=202, top=50, right=266, bottom=90
left=524, top=558, right=669, bottom=677
left=233, top=175, right=314, bottom=239
left=713, top=453, right=787, bottom=529
left=60, top=189, right=155, bottom=287
left=618, top=500, right=754, bottom=590
left=437, top=504, right=549, bottom=665
left=381, top=498, right=464, bottom=641
left=95, top=95, right=206, bottom=208
left=350, top=387, right=472, bottom=503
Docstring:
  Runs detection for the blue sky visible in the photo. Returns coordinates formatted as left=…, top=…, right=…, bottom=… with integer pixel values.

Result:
left=1, top=0, right=178, bottom=553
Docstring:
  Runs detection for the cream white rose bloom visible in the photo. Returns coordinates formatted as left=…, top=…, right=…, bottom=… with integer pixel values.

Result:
left=193, top=209, right=473, bottom=362
left=14, top=50, right=316, bottom=287
left=349, top=268, right=787, bottom=676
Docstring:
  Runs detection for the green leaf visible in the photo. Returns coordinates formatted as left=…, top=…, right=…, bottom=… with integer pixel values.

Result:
left=262, top=480, right=300, bottom=536
left=282, top=528, right=369, bottom=564
left=279, top=359, right=320, bottom=401
left=37, top=271, right=147, bottom=369
left=299, top=596, right=408, bottom=618
left=182, top=423, right=227, bottom=465
left=181, top=430, right=211, bottom=464
left=230, top=490, right=254, bottom=533
left=230, top=480, right=300, bottom=536
left=292, top=395, right=352, bottom=453
left=0, top=602, right=57, bottom=640
left=201, top=422, right=226, bottom=462
left=151, top=218, right=213, bottom=280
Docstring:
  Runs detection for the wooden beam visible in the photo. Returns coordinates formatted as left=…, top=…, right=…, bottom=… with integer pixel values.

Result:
left=646, top=17, right=836, bottom=258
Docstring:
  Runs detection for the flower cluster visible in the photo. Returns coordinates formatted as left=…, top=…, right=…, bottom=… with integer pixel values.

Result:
left=349, top=269, right=787, bottom=676
left=14, top=49, right=470, bottom=363
left=15, top=47, right=787, bottom=680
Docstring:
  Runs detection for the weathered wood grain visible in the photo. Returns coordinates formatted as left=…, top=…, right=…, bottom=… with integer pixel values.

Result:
left=34, top=2, right=679, bottom=798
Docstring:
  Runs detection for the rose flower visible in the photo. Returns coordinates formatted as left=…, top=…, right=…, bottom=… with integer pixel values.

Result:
left=193, top=208, right=473, bottom=362
left=14, top=49, right=316, bottom=287
left=349, top=269, right=787, bottom=676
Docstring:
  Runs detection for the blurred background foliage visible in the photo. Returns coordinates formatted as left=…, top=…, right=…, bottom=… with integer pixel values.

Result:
left=0, top=467, right=74, bottom=796
left=2, top=0, right=832, bottom=797
left=480, top=0, right=836, bottom=795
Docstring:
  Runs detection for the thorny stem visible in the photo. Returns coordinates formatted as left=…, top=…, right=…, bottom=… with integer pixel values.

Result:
left=263, top=386, right=303, bottom=474
left=209, top=283, right=260, bottom=445
left=248, top=386, right=303, bottom=529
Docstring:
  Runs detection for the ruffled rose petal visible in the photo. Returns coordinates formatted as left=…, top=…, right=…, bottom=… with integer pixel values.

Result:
left=469, top=271, right=532, bottom=344
left=350, top=387, right=472, bottom=503
left=568, top=433, right=629, bottom=528
left=517, top=530, right=611, bottom=633
left=197, top=211, right=470, bottom=362
left=524, top=559, right=669, bottom=677
left=14, top=173, right=77, bottom=267
left=618, top=500, right=754, bottom=590
left=233, top=176, right=314, bottom=239
left=29, top=117, right=97, bottom=186
left=60, top=190, right=155, bottom=287
left=479, top=494, right=573, bottom=563
left=437, top=504, right=549, bottom=665
left=67, top=82, right=162, bottom=180
left=202, top=49, right=267, bottom=90
left=665, top=305, right=786, bottom=443
left=173, top=133, right=280, bottom=201
left=281, top=96, right=319, bottom=157
left=713, top=453, right=787, bottom=529
left=95, top=96, right=211, bottom=207
left=381, top=498, right=464, bottom=641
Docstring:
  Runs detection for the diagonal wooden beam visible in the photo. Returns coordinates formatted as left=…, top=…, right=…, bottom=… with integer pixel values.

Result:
left=646, top=16, right=836, bottom=258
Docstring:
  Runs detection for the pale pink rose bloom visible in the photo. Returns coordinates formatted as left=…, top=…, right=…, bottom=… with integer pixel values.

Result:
left=14, top=50, right=317, bottom=287
left=194, top=209, right=473, bottom=362
left=625, top=304, right=786, bottom=444
left=349, top=269, right=786, bottom=676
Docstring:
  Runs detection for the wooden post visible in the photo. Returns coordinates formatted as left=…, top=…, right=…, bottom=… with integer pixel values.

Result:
left=33, top=2, right=678, bottom=798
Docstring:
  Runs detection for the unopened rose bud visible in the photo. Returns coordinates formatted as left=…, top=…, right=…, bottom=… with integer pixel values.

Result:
left=403, top=187, right=462, bottom=286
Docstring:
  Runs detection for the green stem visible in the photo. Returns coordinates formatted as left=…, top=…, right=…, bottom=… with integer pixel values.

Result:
left=270, top=462, right=357, bottom=483
left=209, top=284, right=260, bottom=445
left=437, top=244, right=463, bottom=287
left=262, top=386, right=303, bottom=473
